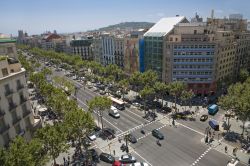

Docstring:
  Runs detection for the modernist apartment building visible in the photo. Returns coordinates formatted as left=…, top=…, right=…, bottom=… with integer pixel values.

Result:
left=0, top=39, right=41, bottom=148
left=142, top=15, right=250, bottom=95
left=0, top=39, right=18, bottom=59
left=70, top=38, right=93, bottom=60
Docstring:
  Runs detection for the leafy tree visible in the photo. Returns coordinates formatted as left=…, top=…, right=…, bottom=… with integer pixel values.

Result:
left=239, top=68, right=249, bottom=83
left=129, top=71, right=143, bottom=92
left=154, top=82, right=169, bottom=108
left=139, top=85, right=155, bottom=115
left=140, top=70, right=158, bottom=87
left=169, top=81, right=187, bottom=112
left=0, top=147, right=6, bottom=166
left=35, top=124, right=68, bottom=165
left=180, top=90, right=194, bottom=111
left=64, top=108, right=95, bottom=153
left=88, top=96, right=112, bottom=130
left=118, top=79, right=130, bottom=99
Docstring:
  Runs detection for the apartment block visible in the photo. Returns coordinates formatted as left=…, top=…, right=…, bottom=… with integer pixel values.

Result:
left=0, top=39, right=41, bottom=148
left=70, top=38, right=93, bottom=60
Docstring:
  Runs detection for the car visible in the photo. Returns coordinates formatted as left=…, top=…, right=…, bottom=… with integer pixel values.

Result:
left=82, top=137, right=92, bottom=147
left=130, top=162, right=149, bottom=166
left=87, top=132, right=97, bottom=141
left=109, top=106, right=120, bottom=118
left=99, top=153, right=115, bottom=163
left=119, top=154, right=136, bottom=163
left=101, top=128, right=116, bottom=140
left=100, top=91, right=106, bottom=95
left=200, top=114, right=208, bottom=121
left=152, top=129, right=164, bottom=140
left=127, top=134, right=137, bottom=144
left=87, top=149, right=99, bottom=162
left=133, top=102, right=140, bottom=107
left=113, top=160, right=122, bottom=166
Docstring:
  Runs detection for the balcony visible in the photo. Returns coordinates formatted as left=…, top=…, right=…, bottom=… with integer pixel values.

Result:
left=16, top=84, right=24, bottom=91
left=12, top=116, right=22, bottom=125
left=22, top=109, right=31, bottom=118
left=0, top=124, right=10, bottom=134
left=5, top=89, right=14, bottom=96
left=9, top=103, right=17, bottom=111
left=20, top=97, right=28, bottom=105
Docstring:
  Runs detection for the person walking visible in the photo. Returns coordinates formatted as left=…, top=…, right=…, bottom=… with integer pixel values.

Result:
left=225, top=146, right=228, bottom=153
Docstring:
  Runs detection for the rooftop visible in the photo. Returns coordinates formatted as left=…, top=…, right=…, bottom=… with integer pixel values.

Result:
left=144, top=16, right=186, bottom=37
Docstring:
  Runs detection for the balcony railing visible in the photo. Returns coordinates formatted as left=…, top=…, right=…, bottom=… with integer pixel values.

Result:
left=16, top=84, right=24, bottom=91
left=20, top=97, right=28, bottom=104
left=9, top=103, right=17, bottom=111
left=12, top=116, right=22, bottom=125
left=0, top=124, right=10, bottom=134
left=5, top=89, right=14, bottom=96
left=22, top=109, right=31, bottom=118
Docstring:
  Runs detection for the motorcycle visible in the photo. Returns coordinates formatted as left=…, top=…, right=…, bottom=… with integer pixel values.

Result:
left=156, top=140, right=161, bottom=146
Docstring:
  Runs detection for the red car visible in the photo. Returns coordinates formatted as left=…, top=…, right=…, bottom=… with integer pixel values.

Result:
left=113, top=160, right=126, bottom=166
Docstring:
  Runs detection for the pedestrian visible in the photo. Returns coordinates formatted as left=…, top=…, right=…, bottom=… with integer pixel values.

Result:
left=225, top=146, right=228, bottom=153
left=63, top=157, right=66, bottom=165
left=67, top=156, right=70, bottom=163
left=113, top=150, right=116, bottom=156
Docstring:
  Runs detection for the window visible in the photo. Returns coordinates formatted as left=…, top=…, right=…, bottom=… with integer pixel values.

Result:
left=194, top=30, right=197, bottom=34
left=2, top=68, right=8, bottom=77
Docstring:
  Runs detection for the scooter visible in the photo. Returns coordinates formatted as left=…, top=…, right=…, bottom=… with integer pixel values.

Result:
left=156, top=140, right=161, bottom=146
left=141, top=129, right=145, bottom=135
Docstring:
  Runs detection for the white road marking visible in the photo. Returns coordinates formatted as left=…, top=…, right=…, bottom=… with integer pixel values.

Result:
left=133, top=150, right=153, bottom=166
left=190, top=147, right=212, bottom=166
left=76, top=96, right=123, bottom=133
left=126, top=109, right=150, bottom=122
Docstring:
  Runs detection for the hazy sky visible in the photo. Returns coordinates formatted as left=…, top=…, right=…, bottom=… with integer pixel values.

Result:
left=1, top=0, right=249, bottom=36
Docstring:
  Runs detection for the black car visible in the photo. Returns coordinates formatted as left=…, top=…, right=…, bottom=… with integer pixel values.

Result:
left=152, top=129, right=164, bottom=140
left=99, top=153, right=115, bottom=163
left=100, top=128, right=116, bottom=140
left=127, top=134, right=137, bottom=144
left=87, top=149, right=99, bottom=162
left=200, top=114, right=208, bottom=121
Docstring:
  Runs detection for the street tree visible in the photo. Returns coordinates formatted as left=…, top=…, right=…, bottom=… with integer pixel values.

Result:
left=35, top=124, right=68, bottom=165
left=180, top=90, right=194, bottom=111
left=239, top=68, right=249, bottom=83
left=118, top=79, right=130, bottom=99
left=88, top=96, right=112, bottom=130
left=169, top=81, right=187, bottom=113
left=139, top=85, right=155, bottom=115
left=140, top=70, right=158, bottom=87
left=154, top=82, right=169, bottom=108
left=64, top=108, right=95, bottom=153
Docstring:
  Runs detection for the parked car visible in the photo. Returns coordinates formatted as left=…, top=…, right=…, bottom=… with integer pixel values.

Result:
left=87, top=132, right=97, bottom=141
left=127, top=134, right=137, bottom=144
left=130, top=162, right=149, bottom=166
left=100, top=128, right=116, bottom=140
left=200, top=114, right=208, bottom=121
left=99, top=153, right=115, bottom=163
left=113, top=160, right=122, bottom=166
left=152, top=129, right=164, bottom=140
left=119, top=154, right=137, bottom=163
left=100, top=91, right=106, bottom=95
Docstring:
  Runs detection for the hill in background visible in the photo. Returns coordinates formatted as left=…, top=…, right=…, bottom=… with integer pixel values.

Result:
left=97, top=22, right=155, bottom=31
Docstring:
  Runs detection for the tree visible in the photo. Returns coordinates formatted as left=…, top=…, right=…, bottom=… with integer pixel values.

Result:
left=154, top=82, right=169, bottom=108
left=35, top=124, right=68, bottom=165
left=140, top=70, right=158, bottom=87
left=129, top=71, right=142, bottom=92
left=64, top=108, right=95, bottom=153
left=169, top=82, right=187, bottom=113
left=239, top=68, right=249, bottom=83
left=219, top=78, right=250, bottom=136
left=180, top=90, right=194, bottom=111
left=118, top=79, right=129, bottom=99
left=139, top=85, right=155, bottom=115
left=88, top=96, right=112, bottom=130
left=0, top=147, right=6, bottom=166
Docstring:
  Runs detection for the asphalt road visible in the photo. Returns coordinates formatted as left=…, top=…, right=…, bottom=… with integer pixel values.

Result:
left=49, top=66, right=247, bottom=166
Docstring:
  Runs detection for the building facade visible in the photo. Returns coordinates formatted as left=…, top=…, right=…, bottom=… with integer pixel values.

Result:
left=70, top=38, right=93, bottom=60
left=0, top=38, right=41, bottom=148
left=0, top=39, right=18, bottom=59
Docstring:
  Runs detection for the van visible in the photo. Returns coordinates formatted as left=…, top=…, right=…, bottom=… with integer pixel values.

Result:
left=208, top=104, right=218, bottom=115
left=209, top=119, right=219, bottom=131
left=109, top=106, right=120, bottom=118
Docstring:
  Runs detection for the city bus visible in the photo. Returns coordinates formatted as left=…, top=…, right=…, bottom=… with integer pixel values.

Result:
left=109, top=96, right=125, bottom=110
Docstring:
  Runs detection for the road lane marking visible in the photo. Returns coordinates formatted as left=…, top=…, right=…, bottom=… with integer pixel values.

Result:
left=76, top=96, right=123, bottom=133
left=126, top=109, right=150, bottom=122
left=132, top=150, right=153, bottom=166
left=190, top=147, right=212, bottom=166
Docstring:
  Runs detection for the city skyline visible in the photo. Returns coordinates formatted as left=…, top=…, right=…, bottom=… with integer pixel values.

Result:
left=1, top=0, right=250, bottom=35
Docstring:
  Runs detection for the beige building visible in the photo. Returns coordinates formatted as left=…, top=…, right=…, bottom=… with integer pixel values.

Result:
left=0, top=39, right=41, bottom=148
left=0, top=39, right=17, bottom=59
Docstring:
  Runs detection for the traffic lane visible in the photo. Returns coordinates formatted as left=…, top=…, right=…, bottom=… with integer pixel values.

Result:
left=176, top=112, right=225, bottom=137
left=130, top=123, right=207, bottom=166
left=197, top=149, right=245, bottom=166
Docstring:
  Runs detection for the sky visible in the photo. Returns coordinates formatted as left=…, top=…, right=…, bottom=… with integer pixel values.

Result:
left=1, top=0, right=250, bottom=36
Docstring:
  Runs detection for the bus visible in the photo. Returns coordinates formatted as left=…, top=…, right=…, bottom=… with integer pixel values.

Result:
left=109, top=96, right=125, bottom=110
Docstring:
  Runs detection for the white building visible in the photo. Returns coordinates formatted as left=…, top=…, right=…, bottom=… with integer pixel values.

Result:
left=0, top=39, right=41, bottom=148
left=101, top=33, right=115, bottom=66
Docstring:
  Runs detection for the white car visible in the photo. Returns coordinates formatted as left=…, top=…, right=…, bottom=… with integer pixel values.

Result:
left=87, top=132, right=97, bottom=141
left=130, top=162, right=149, bottom=166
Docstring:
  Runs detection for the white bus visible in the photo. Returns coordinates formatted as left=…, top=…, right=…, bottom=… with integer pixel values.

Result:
left=109, top=97, right=125, bottom=110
